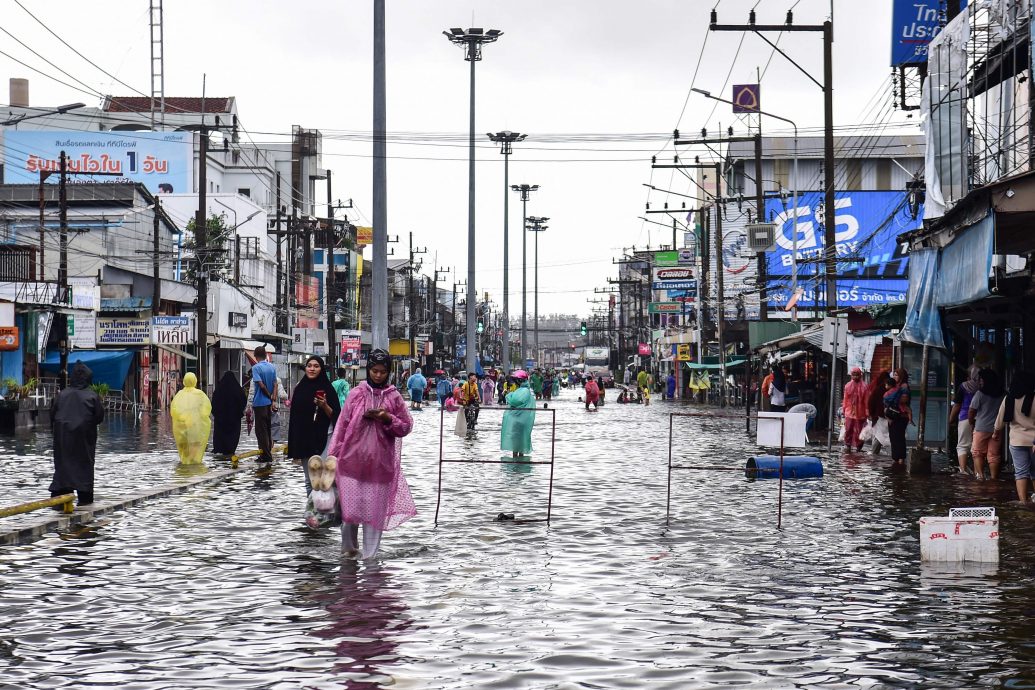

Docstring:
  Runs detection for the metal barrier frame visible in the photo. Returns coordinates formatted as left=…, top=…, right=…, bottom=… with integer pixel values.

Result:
left=667, top=412, right=786, bottom=528
left=434, top=406, right=557, bottom=526
left=230, top=444, right=287, bottom=467
left=0, top=493, right=75, bottom=517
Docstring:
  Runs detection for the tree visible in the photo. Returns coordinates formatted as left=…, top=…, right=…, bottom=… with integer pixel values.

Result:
left=183, top=212, right=231, bottom=286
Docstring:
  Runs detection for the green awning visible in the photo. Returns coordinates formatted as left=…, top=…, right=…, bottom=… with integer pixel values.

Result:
left=685, top=357, right=748, bottom=370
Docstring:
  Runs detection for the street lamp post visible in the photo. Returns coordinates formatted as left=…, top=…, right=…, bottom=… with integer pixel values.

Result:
left=510, top=183, right=538, bottom=367
left=444, top=27, right=503, bottom=374
left=691, top=88, right=799, bottom=319
left=488, top=131, right=526, bottom=373
left=526, top=216, right=548, bottom=364
left=0, top=102, right=86, bottom=127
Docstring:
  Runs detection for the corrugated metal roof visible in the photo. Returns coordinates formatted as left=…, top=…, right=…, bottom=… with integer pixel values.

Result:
left=100, top=297, right=152, bottom=312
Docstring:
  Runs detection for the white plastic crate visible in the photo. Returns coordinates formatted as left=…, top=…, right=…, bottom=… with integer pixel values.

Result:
left=920, top=507, right=999, bottom=563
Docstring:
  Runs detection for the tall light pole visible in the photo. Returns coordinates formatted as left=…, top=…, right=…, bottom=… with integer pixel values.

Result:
left=372, top=0, right=389, bottom=352
left=444, top=26, right=502, bottom=374
left=510, top=183, right=538, bottom=366
left=526, top=216, right=548, bottom=365
left=488, top=131, right=526, bottom=373
left=691, top=88, right=798, bottom=318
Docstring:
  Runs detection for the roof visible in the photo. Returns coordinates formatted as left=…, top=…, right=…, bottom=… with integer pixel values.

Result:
left=102, top=96, right=235, bottom=114
left=754, top=324, right=824, bottom=354
left=100, top=297, right=152, bottom=312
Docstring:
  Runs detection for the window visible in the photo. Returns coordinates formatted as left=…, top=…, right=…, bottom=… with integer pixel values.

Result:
left=238, top=188, right=251, bottom=198
left=242, top=237, right=260, bottom=259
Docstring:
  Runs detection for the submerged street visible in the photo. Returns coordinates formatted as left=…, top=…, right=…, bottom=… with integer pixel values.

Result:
left=3, top=396, right=1035, bottom=688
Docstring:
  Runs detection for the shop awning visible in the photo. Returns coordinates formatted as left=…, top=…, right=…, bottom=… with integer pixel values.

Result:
left=42, top=349, right=135, bottom=390
left=754, top=325, right=824, bottom=355
left=685, top=357, right=748, bottom=370
left=217, top=338, right=277, bottom=354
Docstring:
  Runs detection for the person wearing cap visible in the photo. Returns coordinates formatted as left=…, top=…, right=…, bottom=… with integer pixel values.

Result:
left=842, top=366, right=869, bottom=452
left=501, top=370, right=536, bottom=458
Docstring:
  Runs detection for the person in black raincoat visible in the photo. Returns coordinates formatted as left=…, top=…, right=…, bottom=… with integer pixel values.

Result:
left=288, top=355, right=342, bottom=493
left=49, top=361, right=105, bottom=505
left=211, top=371, right=247, bottom=456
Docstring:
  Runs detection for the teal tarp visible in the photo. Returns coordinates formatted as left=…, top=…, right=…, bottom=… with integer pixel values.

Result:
left=41, top=349, right=135, bottom=390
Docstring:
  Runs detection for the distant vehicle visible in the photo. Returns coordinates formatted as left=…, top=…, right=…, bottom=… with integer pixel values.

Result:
left=584, top=346, right=614, bottom=387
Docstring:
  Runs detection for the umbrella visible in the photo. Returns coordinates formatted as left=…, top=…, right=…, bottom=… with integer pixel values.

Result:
left=434, top=369, right=446, bottom=375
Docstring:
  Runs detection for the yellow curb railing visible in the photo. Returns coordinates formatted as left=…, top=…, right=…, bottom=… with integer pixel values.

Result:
left=230, top=444, right=287, bottom=467
left=0, top=493, right=75, bottom=518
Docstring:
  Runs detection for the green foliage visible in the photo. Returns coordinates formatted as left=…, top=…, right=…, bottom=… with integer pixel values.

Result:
left=1, top=377, right=17, bottom=400
left=90, top=383, right=111, bottom=398
left=183, top=212, right=231, bottom=285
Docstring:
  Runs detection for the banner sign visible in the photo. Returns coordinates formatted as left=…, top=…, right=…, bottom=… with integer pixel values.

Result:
left=638, top=343, right=652, bottom=356
left=340, top=330, right=361, bottom=365
left=652, top=280, right=697, bottom=291
left=649, top=302, right=682, bottom=314
left=654, top=249, right=695, bottom=267
left=764, top=190, right=920, bottom=310
left=96, top=317, right=151, bottom=346
left=891, top=0, right=966, bottom=67
left=69, top=314, right=96, bottom=349
left=676, top=344, right=692, bottom=361
left=2, top=131, right=193, bottom=194
left=0, top=326, right=18, bottom=351
left=356, top=226, right=373, bottom=247
left=652, top=267, right=694, bottom=282
left=152, top=315, right=193, bottom=345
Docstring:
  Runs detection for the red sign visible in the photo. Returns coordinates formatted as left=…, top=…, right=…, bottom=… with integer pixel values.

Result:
left=0, top=326, right=19, bottom=351
left=638, top=342, right=652, bottom=356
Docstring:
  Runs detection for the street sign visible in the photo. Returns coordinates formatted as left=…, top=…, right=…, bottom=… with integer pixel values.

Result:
left=648, top=302, right=682, bottom=314
left=732, top=84, right=760, bottom=113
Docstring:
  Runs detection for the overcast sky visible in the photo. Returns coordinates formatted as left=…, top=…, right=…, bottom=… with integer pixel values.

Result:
left=0, top=0, right=917, bottom=316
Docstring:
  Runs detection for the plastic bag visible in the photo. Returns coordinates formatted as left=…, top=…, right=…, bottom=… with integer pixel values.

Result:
left=837, top=423, right=846, bottom=443
left=454, top=407, right=467, bottom=437
left=859, top=421, right=874, bottom=443
left=304, top=492, right=341, bottom=528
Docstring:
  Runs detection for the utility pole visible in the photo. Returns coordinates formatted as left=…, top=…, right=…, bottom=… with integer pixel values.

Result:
left=488, top=131, right=525, bottom=373
left=274, top=171, right=284, bottom=334
left=58, top=151, right=69, bottom=390
left=754, top=131, right=768, bottom=321
left=711, top=8, right=835, bottom=313
left=452, top=276, right=466, bottom=367
left=38, top=172, right=49, bottom=280
left=196, top=130, right=209, bottom=390
left=510, top=183, right=539, bottom=366
left=325, top=172, right=336, bottom=370
left=152, top=197, right=162, bottom=410
left=372, top=0, right=389, bottom=352
left=526, top=215, right=548, bottom=364
left=432, top=264, right=450, bottom=369
left=407, top=231, right=427, bottom=367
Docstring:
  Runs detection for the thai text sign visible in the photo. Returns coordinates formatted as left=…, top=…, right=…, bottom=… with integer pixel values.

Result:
left=654, top=249, right=695, bottom=267
left=356, top=226, right=373, bottom=247
left=96, top=317, right=151, bottom=346
left=891, top=0, right=966, bottom=67
left=340, top=330, right=361, bottom=365
left=152, top=316, right=193, bottom=345
left=2, top=131, right=192, bottom=194
left=652, top=280, right=697, bottom=291
left=68, top=314, right=96, bottom=349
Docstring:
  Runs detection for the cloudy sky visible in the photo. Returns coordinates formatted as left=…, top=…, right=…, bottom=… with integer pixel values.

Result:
left=0, top=0, right=917, bottom=315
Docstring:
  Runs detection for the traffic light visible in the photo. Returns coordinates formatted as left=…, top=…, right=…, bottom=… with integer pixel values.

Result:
left=580, top=321, right=587, bottom=336
left=477, top=319, right=484, bottom=334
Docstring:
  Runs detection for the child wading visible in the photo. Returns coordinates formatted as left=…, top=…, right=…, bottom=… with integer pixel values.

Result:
left=326, top=349, right=416, bottom=559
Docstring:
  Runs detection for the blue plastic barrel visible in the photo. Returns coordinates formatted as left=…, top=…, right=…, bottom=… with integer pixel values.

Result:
left=746, top=455, right=823, bottom=480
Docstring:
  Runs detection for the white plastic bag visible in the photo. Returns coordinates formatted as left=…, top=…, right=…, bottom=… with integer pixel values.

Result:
left=859, top=421, right=874, bottom=443
left=454, top=407, right=467, bottom=437
left=837, top=422, right=846, bottom=443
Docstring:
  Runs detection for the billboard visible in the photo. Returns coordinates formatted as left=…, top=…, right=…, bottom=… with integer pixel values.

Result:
left=152, top=316, right=194, bottom=345
left=2, top=130, right=193, bottom=194
left=891, top=0, right=966, bottom=67
left=764, top=190, right=920, bottom=310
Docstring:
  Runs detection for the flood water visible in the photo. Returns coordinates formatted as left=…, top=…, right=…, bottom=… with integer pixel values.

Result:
left=2, top=391, right=1035, bottom=688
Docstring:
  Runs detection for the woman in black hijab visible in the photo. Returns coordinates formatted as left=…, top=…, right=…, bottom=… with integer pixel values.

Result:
left=211, top=371, right=248, bottom=456
left=288, top=355, right=341, bottom=493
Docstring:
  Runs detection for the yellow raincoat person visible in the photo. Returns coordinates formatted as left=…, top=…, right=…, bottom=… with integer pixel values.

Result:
left=170, top=372, right=212, bottom=464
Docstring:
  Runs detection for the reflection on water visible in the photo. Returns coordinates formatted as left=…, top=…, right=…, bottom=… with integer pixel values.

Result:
left=4, top=398, right=1035, bottom=686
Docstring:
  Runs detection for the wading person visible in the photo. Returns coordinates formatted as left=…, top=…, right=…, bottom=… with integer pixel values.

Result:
left=841, top=367, right=868, bottom=452
left=436, top=373, right=453, bottom=408
left=994, top=371, right=1035, bottom=502
left=768, top=365, right=787, bottom=413
left=49, top=361, right=105, bottom=506
left=883, top=369, right=912, bottom=472
left=501, top=370, right=535, bottom=458
left=584, top=376, right=600, bottom=410
left=949, top=366, right=980, bottom=475
left=327, top=349, right=415, bottom=559
left=211, top=371, right=247, bottom=457
left=969, top=368, right=1004, bottom=481
left=250, top=346, right=279, bottom=463
left=332, top=367, right=351, bottom=409
left=406, top=367, right=427, bottom=410
left=288, top=355, right=341, bottom=494
left=460, top=371, right=481, bottom=433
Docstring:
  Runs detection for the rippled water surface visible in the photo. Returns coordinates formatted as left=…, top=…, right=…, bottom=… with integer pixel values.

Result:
left=3, top=393, right=1035, bottom=688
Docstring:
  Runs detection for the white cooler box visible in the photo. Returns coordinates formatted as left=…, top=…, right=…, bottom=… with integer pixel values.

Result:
left=919, top=507, right=999, bottom=563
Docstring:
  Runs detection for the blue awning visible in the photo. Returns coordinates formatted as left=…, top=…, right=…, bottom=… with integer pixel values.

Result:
left=41, top=350, right=136, bottom=390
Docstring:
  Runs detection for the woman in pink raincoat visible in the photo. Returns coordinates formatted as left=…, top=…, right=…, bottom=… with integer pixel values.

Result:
left=327, top=348, right=416, bottom=559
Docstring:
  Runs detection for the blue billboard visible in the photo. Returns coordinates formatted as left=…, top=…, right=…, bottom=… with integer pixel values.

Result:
left=891, top=0, right=966, bottom=67
left=765, top=190, right=921, bottom=310
left=2, top=130, right=192, bottom=194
